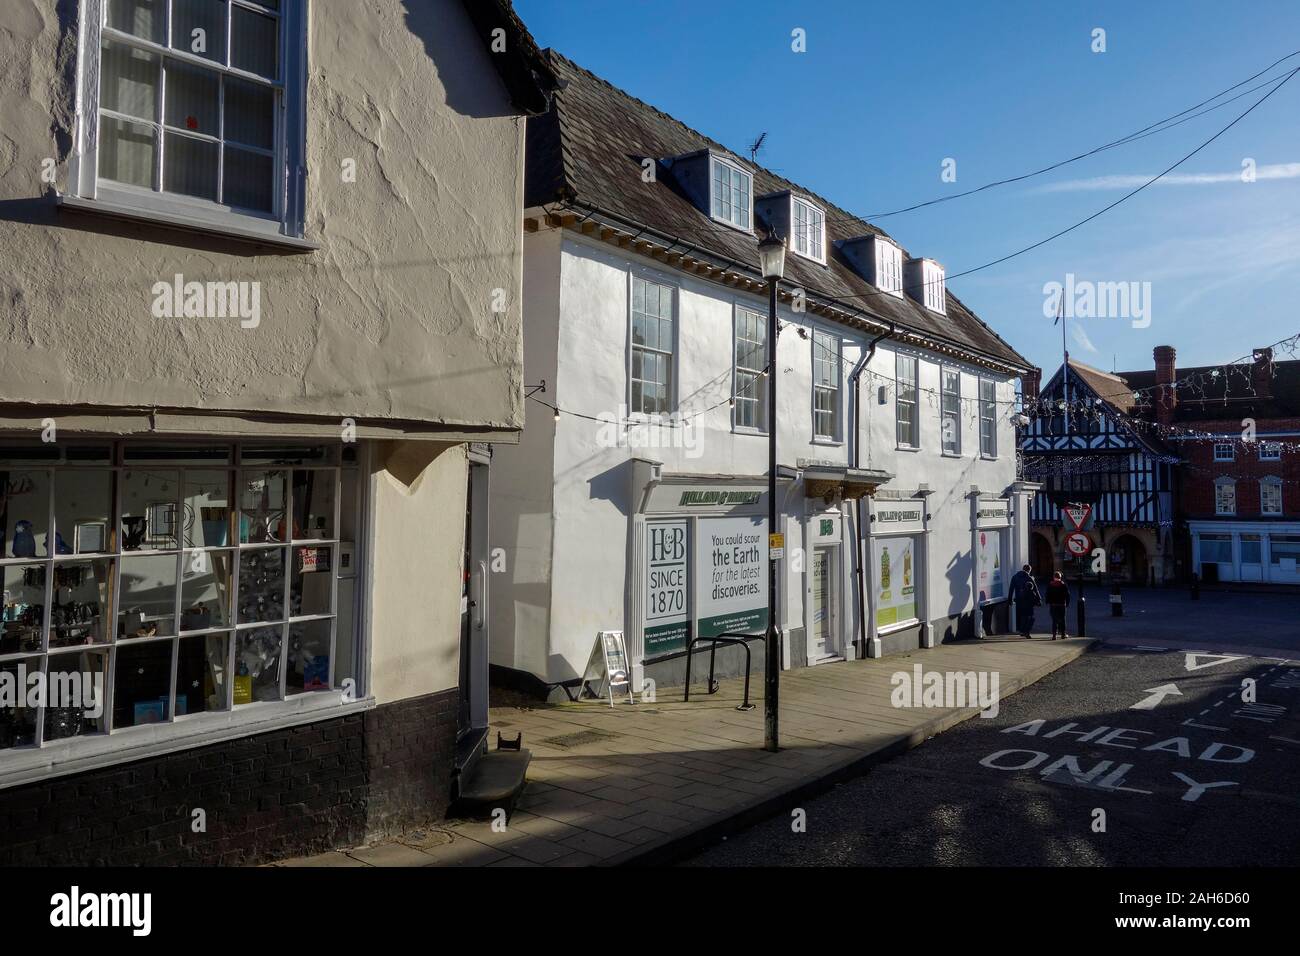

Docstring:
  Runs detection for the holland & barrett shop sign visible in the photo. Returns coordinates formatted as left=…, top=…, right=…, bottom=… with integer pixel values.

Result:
left=643, top=515, right=769, bottom=656
left=645, top=520, right=690, bottom=654
left=695, top=516, right=768, bottom=638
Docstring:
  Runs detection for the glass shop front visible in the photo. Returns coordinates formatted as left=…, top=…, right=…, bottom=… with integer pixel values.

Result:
left=0, top=441, right=363, bottom=758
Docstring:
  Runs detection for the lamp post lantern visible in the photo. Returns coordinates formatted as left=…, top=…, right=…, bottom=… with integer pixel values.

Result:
left=757, top=227, right=785, bottom=752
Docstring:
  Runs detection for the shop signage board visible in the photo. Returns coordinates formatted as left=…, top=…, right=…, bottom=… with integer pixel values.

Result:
left=578, top=630, right=634, bottom=706
left=644, top=520, right=690, bottom=655
left=873, top=535, right=918, bottom=628
left=977, top=529, right=1005, bottom=604
left=695, top=516, right=768, bottom=638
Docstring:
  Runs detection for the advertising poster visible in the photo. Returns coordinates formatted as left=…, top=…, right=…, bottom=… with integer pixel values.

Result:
left=644, top=520, right=690, bottom=654
left=874, top=536, right=917, bottom=629
left=695, top=516, right=768, bottom=638
left=977, top=529, right=1005, bottom=604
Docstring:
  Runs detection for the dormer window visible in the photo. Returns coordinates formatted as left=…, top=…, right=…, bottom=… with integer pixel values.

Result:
left=905, top=258, right=946, bottom=314
left=921, top=261, right=945, bottom=313
left=710, top=156, right=752, bottom=229
left=791, top=197, right=825, bottom=262
left=876, top=240, right=903, bottom=296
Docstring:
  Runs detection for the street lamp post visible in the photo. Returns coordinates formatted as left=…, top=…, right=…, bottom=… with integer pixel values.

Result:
left=757, top=227, right=786, bottom=753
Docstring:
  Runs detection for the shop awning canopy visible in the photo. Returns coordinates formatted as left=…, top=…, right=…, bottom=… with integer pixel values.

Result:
left=797, top=460, right=894, bottom=500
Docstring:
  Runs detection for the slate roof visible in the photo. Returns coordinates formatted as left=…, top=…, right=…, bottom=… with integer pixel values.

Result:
left=460, top=0, right=559, bottom=115
left=1067, top=361, right=1141, bottom=414
left=525, top=50, right=1030, bottom=371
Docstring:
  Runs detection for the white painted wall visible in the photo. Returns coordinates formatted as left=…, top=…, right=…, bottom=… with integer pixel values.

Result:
left=494, top=229, right=1024, bottom=682
left=368, top=441, right=468, bottom=704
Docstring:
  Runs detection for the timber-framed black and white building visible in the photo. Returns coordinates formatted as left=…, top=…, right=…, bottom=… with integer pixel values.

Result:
left=1021, top=359, right=1179, bottom=585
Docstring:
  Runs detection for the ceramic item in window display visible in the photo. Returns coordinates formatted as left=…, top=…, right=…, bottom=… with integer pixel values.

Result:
left=53, top=531, right=73, bottom=555
left=11, top=520, right=35, bottom=557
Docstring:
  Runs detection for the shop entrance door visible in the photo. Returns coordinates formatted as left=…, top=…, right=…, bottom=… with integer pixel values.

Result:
left=809, top=545, right=840, bottom=662
left=458, top=458, right=491, bottom=755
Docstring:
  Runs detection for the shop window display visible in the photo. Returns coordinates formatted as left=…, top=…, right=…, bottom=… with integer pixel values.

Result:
left=0, top=443, right=355, bottom=752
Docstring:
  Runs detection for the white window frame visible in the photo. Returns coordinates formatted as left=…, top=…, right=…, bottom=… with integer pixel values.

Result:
left=1213, top=443, right=1235, bottom=462
left=895, top=353, right=919, bottom=449
left=629, top=273, right=678, bottom=417
left=791, top=196, right=825, bottom=263
left=709, top=155, right=753, bottom=231
left=875, top=239, right=903, bottom=297
left=68, top=0, right=310, bottom=246
left=1215, top=477, right=1237, bottom=516
left=0, top=439, right=372, bottom=790
left=979, top=377, right=998, bottom=458
left=1258, top=441, right=1282, bottom=461
left=940, top=367, right=962, bottom=455
left=923, top=261, right=946, bottom=314
left=812, top=327, right=842, bottom=442
left=1260, top=477, right=1283, bottom=516
left=732, top=304, right=767, bottom=433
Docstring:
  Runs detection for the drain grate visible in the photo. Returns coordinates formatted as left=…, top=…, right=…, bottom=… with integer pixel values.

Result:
left=539, top=728, right=621, bottom=749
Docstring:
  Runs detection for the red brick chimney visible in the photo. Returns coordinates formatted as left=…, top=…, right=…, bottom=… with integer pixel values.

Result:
left=1252, top=347, right=1275, bottom=398
left=1154, top=345, right=1177, bottom=427
left=1023, top=367, right=1042, bottom=405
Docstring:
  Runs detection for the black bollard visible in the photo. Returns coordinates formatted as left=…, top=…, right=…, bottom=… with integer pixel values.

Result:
left=1110, top=576, right=1123, bottom=617
left=1191, top=573, right=1200, bottom=601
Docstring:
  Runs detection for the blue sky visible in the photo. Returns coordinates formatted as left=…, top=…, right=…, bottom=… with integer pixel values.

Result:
left=515, top=0, right=1300, bottom=376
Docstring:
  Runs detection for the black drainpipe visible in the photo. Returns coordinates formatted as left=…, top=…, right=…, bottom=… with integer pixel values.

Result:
left=850, top=322, right=894, bottom=658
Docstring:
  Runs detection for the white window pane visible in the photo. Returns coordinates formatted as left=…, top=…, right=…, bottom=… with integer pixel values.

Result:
left=223, top=146, right=274, bottom=212
left=107, top=0, right=165, bottom=42
left=101, top=40, right=159, bottom=121
left=163, top=59, right=220, bottom=137
left=99, top=116, right=157, bottom=187
left=163, top=131, right=219, bottom=200
left=231, top=5, right=279, bottom=79
left=172, top=0, right=228, bottom=64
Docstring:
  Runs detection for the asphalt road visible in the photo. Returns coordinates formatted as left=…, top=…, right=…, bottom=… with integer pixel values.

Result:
left=683, top=644, right=1300, bottom=866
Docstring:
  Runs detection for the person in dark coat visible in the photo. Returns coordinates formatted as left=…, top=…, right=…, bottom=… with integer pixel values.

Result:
left=1009, top=564, right=1041, bottom=638
left=1044, top=571, right=1071, bottom=640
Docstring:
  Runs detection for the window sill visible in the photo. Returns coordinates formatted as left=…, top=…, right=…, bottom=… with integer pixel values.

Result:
left=980, top=454, right=1000, bottom=462
left=58, top=193, right=319, bottom=252
left=708, top=214, right=754, bottom=236
left=811, top=438, right=843, bottom=447
left=896, top=444, right=921, bottom=453
left=941, top=451, right=964, bottom=459
left=732, top=426, right=768, bottom=437
left=0, top=691, right=374, bottom=791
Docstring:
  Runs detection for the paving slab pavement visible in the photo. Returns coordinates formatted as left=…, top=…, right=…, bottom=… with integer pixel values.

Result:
left=272, top=635, right=1093, bottom=867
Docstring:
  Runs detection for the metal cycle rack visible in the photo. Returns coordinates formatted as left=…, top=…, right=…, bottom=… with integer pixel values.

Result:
left=683, top=631, right=765, bottom=711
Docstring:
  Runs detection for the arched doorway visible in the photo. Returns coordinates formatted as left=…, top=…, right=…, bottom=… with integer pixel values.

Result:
left=1031, top=532, right=1055, bottom=584
left=1109, top=534, right=1149, bottom=585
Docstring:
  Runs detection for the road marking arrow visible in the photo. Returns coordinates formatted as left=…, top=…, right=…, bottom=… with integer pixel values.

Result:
left=1131, top=683, right=1183, bottom=710
left=1184, top=653, right=1246, bottom=672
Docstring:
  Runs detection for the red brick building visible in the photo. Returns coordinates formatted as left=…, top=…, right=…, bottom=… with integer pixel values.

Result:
left=1023, top=343, right=1300, bottom=587
left=1125, top=345, right=1300, bottom=585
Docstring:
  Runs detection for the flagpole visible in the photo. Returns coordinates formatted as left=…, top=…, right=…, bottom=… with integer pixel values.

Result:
left=1059, top=292, right=1070, bottom=434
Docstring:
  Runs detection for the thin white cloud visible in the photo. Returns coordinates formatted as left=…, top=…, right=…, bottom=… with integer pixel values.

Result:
left=1071, top=322, right=1099, bottom=354
left=1040, top=162, right=1300, bottom=193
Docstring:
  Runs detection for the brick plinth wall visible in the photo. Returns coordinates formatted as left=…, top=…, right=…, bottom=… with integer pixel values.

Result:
left=0, top=688, right=459, bottom=866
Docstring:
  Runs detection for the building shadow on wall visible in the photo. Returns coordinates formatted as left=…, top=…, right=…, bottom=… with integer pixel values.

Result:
left=401, top=0, right=519, bottom=120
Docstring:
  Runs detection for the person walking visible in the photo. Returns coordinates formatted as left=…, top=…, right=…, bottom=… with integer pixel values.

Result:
left=1045, top=571, right=1071, bottom=640
left=1009, top=564, right=1041, bottom=639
